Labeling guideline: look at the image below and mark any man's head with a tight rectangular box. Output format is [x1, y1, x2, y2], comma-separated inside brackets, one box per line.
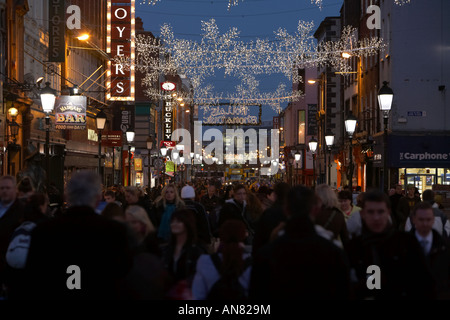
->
[411, 201, 434, 237]
[422, 189, 435, 204]
[104, 190, 116, 203]
[395, 184, 403, 195]
[0, 176, 17, 204]
[360, 190, 391, 234]
[284, 185, 321, 225]
[207, 184, 216, 197]
[66, 171, 102, 209]
[233, 184, 247, 204]
[406, 184, 415, 198]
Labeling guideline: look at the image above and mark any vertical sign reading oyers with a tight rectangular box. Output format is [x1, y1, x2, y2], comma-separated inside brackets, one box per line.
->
[107, 0, 135, 101]
[48, 0, 66, 62]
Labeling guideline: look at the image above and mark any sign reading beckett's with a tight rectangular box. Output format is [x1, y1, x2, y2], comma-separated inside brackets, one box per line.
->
[55, 96, 87, 130]
[107, 0, 135, 101]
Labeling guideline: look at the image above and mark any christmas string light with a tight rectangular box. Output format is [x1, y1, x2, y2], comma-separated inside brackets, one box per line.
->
[127, 19, 385, 113]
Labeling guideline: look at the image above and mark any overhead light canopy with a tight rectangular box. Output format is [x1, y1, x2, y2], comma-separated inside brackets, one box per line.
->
[40, 82, 56, 114]
[294, 153, 301, 161]
[345, 112, 358, 138]
[161, 146, 168, 156]
[96, 110, 107, 131]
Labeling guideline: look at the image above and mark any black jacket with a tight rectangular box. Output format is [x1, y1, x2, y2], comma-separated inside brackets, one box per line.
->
[250, 215, 350, 300]
[0, 199, 24, 285]
[23, 206, 132, 300]
[346, 224, 436, 299]
[410, 229, 450, 299]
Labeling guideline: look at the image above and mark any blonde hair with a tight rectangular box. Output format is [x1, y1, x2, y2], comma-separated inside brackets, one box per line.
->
[315, 184, 339, 209]
[125, 205, 155, 237]
[155, 184, 184, 209]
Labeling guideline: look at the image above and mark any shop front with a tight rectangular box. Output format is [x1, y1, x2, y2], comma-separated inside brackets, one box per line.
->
[381, 135, 450, 194]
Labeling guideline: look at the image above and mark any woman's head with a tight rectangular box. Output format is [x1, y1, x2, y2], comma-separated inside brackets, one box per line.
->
[315, 184, 339, 209]
[233, 184, 247, 204]
[163, 184, 178, 202]
[338, 190, 353, 211]
[102, 202, 125, 222]
[125, 186, 140, 204]
[125, 205, 155, 241]
[18, 177, 34, 199]
[170, 209, 197, 244]
[23, 192, 48, 222]
[219, 220, 247, 244]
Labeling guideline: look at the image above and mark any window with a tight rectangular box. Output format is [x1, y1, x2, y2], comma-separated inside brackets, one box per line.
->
[298, 110, 305, 144]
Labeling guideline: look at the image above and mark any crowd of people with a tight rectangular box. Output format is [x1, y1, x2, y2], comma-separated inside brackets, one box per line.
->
[0, 172, 449, 300]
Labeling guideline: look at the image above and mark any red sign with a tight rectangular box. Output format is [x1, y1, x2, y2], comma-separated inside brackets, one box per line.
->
[160, 141, 176, 149]
[102, 131, 123, 147]
[107, 0, 135, 101]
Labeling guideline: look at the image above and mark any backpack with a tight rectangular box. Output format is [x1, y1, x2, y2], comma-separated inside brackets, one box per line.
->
[206, 253, 252, 300]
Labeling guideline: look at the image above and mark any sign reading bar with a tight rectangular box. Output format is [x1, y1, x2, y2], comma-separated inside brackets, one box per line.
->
[48, 0, 66, 62]
[107, 0, 135, 101]
[55, 96, 87, 130]
[101, 131, 123, 147]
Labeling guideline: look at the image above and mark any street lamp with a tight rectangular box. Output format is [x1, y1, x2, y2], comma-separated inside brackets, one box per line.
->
[147, 136, 154, 190]
[161, 146, 168, 186]
[180, 156, 185, 185]
[345, 112, 358, 192]
[378, 81, 394, 193]
[96, 110, 107, 183]
[40, 82, 56, 192]
[325, 131, 335, 186]
[190, 152, 195, 181]
[309, 137, 318, 188]
[126, 129, 135, 186]
[294, 152, 301, 186]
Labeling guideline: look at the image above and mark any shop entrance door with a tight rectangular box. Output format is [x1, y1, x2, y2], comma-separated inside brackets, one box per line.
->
[406, 174, 435, 196]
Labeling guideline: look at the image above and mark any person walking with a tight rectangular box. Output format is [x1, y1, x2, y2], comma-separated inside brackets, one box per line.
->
[24, 171, 132, 299]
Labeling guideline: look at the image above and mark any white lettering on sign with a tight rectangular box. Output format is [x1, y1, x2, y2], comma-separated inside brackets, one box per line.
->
[107, 0, 135, 101]
[400, 152, 450, 161]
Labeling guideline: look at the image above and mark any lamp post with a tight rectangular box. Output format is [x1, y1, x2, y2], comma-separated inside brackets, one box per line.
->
[180, 156, 185, 185]
[147, 136, 154, 190]
[40, 82, 56, 192]
[161, 146, 167, 186]
[345, 112, 358, 192]
[96, 110, 107, 183]
[190, 152, 194, 182]
[309, 137, 318, 188]
[126, 129, 135, 186]
[294, 152, 301, 186]
[325, 131, 335, 186]
[378, 81, 394, 194]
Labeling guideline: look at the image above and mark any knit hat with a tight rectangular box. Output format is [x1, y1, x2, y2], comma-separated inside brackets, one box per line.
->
[181, 185, 196, 199]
